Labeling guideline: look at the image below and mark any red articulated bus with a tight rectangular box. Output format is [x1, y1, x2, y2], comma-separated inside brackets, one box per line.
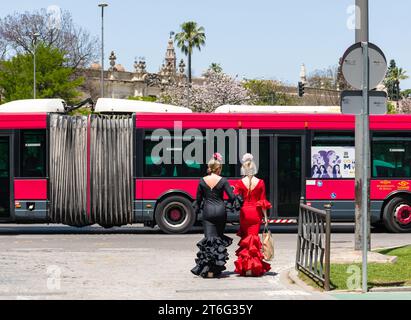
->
[1, 99, 411, 234]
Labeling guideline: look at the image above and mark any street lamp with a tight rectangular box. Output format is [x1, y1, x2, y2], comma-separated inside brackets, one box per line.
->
[32, 33, 40, 99]
[98, 3, 108, 98]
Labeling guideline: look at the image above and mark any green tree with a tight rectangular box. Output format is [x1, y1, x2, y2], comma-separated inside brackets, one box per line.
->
[175, 21, 206, 83]
[384, 60, 409, 101]
[387, 101, 397, 114]
[209, 63, 222, 73]
[243, 79, 298, 106]
[307, 67, 338, 90]
[402, 89, 411, 99]
[0, 44, 83, 104]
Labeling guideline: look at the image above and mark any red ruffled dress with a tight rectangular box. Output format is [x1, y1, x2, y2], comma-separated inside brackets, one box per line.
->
[234, 179, 271, 277]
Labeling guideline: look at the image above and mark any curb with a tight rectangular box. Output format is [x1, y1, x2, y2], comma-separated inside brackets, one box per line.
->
[286, 268, 411, 295]
[369, 286, 411, 293]
[373, 244, 410, 252]
[285, 268, 324, 293]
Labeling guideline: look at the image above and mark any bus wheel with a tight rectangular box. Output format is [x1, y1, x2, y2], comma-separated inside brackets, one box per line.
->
[383, 196, 411, 233]
[155, 196, 195, 234]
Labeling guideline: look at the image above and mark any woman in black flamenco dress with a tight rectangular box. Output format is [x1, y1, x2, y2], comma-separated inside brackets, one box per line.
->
[191, 153, 237, 278]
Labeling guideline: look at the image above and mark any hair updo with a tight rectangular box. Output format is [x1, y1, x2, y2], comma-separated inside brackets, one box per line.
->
[241, 153, 257, 177]
[207, 153, 223, 175]
[241, 153, 258, 194]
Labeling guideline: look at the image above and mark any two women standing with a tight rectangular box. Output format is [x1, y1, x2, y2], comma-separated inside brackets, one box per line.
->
[191, 153, 271, 278]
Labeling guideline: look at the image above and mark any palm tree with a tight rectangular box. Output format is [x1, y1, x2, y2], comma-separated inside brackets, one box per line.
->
[209, 63, 222, 73]
[175, 21, 206, 83]
[385, 60, 409, 101]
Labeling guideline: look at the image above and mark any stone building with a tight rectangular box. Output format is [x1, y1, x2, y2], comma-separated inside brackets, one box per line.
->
[79, 35, 205, 100]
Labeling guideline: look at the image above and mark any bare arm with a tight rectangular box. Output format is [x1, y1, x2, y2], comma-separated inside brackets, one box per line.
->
[258, 181, 271, 225]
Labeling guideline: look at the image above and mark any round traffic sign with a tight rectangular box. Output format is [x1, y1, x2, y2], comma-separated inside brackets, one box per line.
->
[342, 42, 387, 90]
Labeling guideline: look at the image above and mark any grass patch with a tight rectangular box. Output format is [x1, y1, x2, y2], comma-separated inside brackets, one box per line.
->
[298, 245, 411, 291]
[298, 271, 327, 292]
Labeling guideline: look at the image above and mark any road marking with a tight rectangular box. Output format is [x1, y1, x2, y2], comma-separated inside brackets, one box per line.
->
[177, 287, 278, 293]
[9, 248, 65, 251]
[97, 248, 151, 252]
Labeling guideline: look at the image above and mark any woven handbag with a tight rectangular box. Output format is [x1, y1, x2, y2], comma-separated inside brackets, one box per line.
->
[261, 211, 274, 261]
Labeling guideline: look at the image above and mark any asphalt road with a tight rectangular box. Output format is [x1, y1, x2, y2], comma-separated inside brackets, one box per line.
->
[0, 223, 410, 300]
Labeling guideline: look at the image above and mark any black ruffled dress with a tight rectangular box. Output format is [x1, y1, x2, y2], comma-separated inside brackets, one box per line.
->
[191, 177, 237, 278]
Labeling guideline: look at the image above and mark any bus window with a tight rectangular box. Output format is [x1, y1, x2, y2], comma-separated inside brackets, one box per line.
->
[312, 132, 355, 179]
[143, 131, 238, 178]
[312, 132, 355, 147]
[246, 134, 270, 195]
[20, 130, 46, 178]
[372, 133, 411, 178]
[143, 133, 206, 178]
[218, 143, 237, 178]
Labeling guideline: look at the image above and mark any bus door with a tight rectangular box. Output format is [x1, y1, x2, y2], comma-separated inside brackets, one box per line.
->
[274, 135, 305, 218]
[0, 135, 13, 221]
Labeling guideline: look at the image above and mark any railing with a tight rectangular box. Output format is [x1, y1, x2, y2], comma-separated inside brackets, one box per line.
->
[296, 197, 332, 291]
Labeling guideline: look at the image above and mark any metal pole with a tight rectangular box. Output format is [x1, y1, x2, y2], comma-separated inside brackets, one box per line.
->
[186, 81, 191, 109]
[355, 0, 369, 42]
[33, 33, 39, 99]
[354, 0, 370, 252]
[353, 0, 370, 293]
[99, 3, 108, 98]
[324, 204, 332, 292]
[296, 197, 305, 271]
[33, 39, 36, 99]
[101, 7, 104, 98]
[361, 41, 370, 293]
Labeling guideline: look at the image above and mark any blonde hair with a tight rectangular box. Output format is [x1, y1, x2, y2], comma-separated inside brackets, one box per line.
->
[241, 154, 258, 195]
[207, 158, 222, 175]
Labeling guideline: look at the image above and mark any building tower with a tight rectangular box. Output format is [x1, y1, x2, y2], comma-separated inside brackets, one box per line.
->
[299, 63, 307, 84]
[164, 33, 177, 73]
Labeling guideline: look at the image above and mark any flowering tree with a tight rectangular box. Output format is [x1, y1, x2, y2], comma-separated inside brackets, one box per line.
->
[160, 70, 254, 112]
[398, 98, 411, 114]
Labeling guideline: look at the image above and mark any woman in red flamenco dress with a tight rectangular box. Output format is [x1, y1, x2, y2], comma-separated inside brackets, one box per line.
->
[234, 153, 271, 277]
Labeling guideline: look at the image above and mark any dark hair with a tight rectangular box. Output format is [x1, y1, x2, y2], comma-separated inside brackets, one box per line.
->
[333, 164, 341, 177]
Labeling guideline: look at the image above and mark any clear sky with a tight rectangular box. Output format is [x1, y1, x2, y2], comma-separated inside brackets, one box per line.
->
[2, 0, 411, 88]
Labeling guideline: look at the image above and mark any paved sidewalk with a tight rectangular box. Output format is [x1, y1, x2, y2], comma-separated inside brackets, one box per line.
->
[0, 224, 409, 300]
[0, 225, 325, 300]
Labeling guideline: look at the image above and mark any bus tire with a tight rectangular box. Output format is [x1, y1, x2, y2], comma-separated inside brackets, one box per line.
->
[155, 196, 195, 234]
[383, 196, 411, 233]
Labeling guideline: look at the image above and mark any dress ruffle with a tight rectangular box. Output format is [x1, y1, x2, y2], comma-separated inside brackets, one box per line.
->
[256, 199, 272, 210]
[234, 234, 271, 277]
[191, 235, 233, 278]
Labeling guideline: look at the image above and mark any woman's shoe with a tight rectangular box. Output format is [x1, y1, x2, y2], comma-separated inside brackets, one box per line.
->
[245, 270, 253, 277]
[207, 272, 214, 278]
